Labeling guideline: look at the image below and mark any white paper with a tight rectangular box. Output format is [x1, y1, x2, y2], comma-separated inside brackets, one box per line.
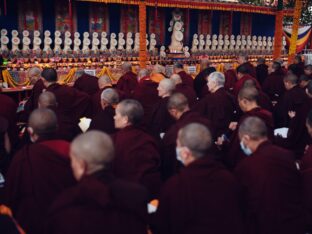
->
[274, 127, 289, 138]
[78, 117, 91, 133]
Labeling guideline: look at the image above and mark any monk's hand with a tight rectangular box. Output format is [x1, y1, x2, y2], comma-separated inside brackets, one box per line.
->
[215, 136, 224, 146]
[229, 122, 238, 131]
[288, 111, 296, 119]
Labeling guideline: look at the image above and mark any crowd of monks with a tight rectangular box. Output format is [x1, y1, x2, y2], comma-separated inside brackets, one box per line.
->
[1, 54, 312, 234]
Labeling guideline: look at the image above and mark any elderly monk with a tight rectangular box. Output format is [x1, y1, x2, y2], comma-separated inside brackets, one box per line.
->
[243, 79, 273, 112]
[41, 68, 91, 132]
[0, 93, 18, 150]
[218, 87, 274, 169]
[23, 67, 45, 118]
[154, 123, 243, 234]
[193, 60, 216, 98]
[89, 88, 118, 134]
[73, 72, 99, 96]
[194, 72, 236, 138]
[235, 116, 305, 234]
[233, 64, 260, 97]
[38, 91, 82, 141]
[162, 93, 213, 180]
[255, 57, 268, 85]
[173, 63, 194, 88]
[133, 69, 160, 129]
[224, 64, 237, 93]
[274, 73, 306, 128]
[116, 62, 138, 98]
[301, 110, 312, 231]
[4, 108, 75, 234]
[112, 99, 161, 197]
[237, 54, 256, 78]
[171, 74, 197, 107]
[305, 64, 312, 79]
[45, 131, 148, 234]
[151, 79, 176, 136]
[91, 75, 113, 117]
[150, 64, 166, 83]
[262, 61, 286, 102]
[299, 74, 311, 89]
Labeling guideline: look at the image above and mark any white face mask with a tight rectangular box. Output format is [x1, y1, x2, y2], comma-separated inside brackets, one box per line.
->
[176, 147, 184, 165]
[240, 141, 252, 156]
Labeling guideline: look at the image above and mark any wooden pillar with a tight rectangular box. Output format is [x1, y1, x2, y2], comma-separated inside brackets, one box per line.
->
[139, 0, 147, 68]
[273, 0, 284, 60]
[288, 0, 303, 65]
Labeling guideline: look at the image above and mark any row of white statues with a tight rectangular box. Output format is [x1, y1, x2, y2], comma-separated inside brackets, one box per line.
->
[0, 29, 158, 54]
[191, 34, 287, 52]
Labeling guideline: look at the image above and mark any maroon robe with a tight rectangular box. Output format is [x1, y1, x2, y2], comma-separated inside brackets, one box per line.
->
[178, 71, 194, 88]
[88, 105, 116, 134]
[153, 156, 243, 234]
[23, 79, 45, 116]
[224, 107, 274, 169]
[91, 87, 110, 117]
[73, 73, 99, 96]
[262, 68, 286, 101]
[4, 139, 75, 234]
[161, 111, 213, 180]
[256, 63, 268, 85]
[273, 85, 306, 128]
[301, 145, 312, 230]
[46, 83, 91, 127]
[174, 83, 197, 107]
[233, 74, 261, 97]
[112, 125, 161, 197]
[224, 69, 237, 93]
[150, 96, 175, 136]
[235, 141, 305, 234]
[132, 78, 161, 129]
[45, 170, 148, 234]
[116, 71, 138, 98]
[193, 87, 236, 137]
[258, 90, 273, 112]
[193, 67, 216, 98]
[0, 94, 19, 148]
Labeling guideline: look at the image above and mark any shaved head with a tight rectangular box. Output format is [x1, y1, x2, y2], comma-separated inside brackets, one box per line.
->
[138, 69, 150, 80]
[28, 108, 58, 138]
[170, 74, 182, 85]
[38, 91, 57, 109]
[121, 62, 132, 72]
[158, 78, 175, 93]
[98, 75, 112, 89]
[238, 87, 259, 102]
[70, 131, 114, 178]
[178, 123, 212, 158]
[238, 116, 268, 140]
[117, 99, 144, 125]
[243, 79, 257, 88]
[200, 59, 210, 70]
[284, 73, 298, 85]
[101, 88, 119, 105]
[167, 92, 188, 112]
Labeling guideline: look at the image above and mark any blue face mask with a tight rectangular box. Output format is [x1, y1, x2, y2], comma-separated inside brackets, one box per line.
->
[176, 147, 184, 164]
[240, 141, 252, 156]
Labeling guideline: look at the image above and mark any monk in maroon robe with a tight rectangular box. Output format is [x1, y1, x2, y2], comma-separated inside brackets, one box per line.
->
[171, 74, 197, 107]
[0, 116, 10, 174]
[153, 123, 243, 234]
[4, 109, 75, 234]
[193, 60, 216, 98]
[235, 116, 305, 234]
[304, 64, 312, 80]
[112, 99, 161, 197]
[116, 62, 138, 98]
[224, 68, 237, 93]
[91, 75, 113, 117]
[41, 68, 92, 132]
[150, 79, 176, 136]
[262, 61, 286, 102]
[45, 131, 148, 234]
[299, 74, 311, 89]
[132, 69, 161, 130]
[300, 110, 312, 231]
[237, 54, 256, 78]
[173, 63, 194, 87]
[233, 64, 261, 97]
[73, 72, 99, 96]
[0, 93, 18, 149]
[217, 87, 274, 169]
[255, 57, 268, 85]
[273, 73, 306, 128]
[193, 71, 236, 138]
[89, 88, 118, 134]
[162, 93, 213, 180]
